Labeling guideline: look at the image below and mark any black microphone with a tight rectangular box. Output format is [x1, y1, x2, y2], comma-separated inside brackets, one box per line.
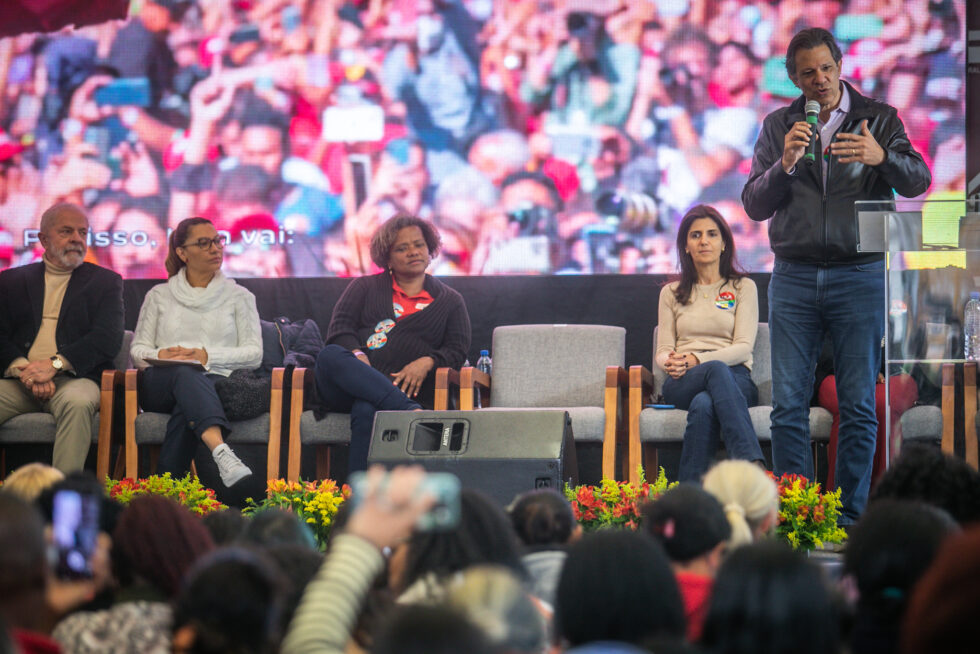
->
[803, 100, 820, 165]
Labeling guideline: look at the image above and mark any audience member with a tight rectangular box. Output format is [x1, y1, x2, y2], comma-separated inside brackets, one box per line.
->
[393, 489, 525, 603]
[200, 508, 246, 546]
[702, 460, 779, 547]
[509, 488, 580, 606]
[445, 566, 547, 654]
[555, 530, 685, 653]
[130, 217, 261, 487]
[372, 604, 494, 654]
[643, 484, 731, 642]
[260, 545, 324, 635]
[901, 526, 980, 654]
[0, 203, 124, 473]
[238, 508, 317, 550]
[870, 443, 980, 525]
[171, 547, 285, 654]
[0, 462, 64, 502]
[52, 495, 214, 654]
[844, 500, 958, 654]
[700, 541, 840, 654]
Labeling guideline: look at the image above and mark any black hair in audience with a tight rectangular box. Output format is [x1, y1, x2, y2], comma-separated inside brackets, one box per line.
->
[0, 494, 48, 634]
[172, 547, 285, 654]
[261, 544, 324, 630]
[398, 489, 525, 592]
[372, 604, 494, 654]
[201, 508, 247, 546]
[870, 443, 980, 525]
[238, 508, 317, 549]
[844, 500, 958, 654]
[642, 483, 731, 563]
[555, 530, 685, 648]
[700, 541, 840, 654]
[510, 488, 576, 548]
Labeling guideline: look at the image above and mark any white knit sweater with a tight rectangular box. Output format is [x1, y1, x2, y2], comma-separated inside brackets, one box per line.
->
[130, 269, 262, 377]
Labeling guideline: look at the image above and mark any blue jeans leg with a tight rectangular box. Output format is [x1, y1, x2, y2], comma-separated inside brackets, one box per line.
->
[825, 261, 884, 522]
[663, 360, 762, 482]
[314, 345, 421, 472]
[769, 259, 884, 523]
[139, 366, 230, 476]
[769, 261, 824, 481]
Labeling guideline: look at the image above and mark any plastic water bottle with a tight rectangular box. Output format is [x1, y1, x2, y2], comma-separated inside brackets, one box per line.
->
[966, 292, 980, 361]
[475, 350, 492, 408]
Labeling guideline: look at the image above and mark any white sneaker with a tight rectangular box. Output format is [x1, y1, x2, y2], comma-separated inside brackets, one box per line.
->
[212, 443, 252, 487]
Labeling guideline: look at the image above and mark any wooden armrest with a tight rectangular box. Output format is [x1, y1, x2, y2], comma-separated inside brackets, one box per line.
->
[459, 367, 491, 410]
[627, 365, 655, 485]
[96, 370, 126, 482]
[602, 366, 628, 481]
[287, 367, 311, 483]
[434, 367, 460, 411]
[124, 369, 141, 479]
[268, 368, 286, 480]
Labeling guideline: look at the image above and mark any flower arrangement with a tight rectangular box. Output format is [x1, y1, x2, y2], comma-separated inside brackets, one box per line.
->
[104, 473, 227, 515]
[564, 467, 676, 531]
[771, 472, 847, 550]
[244, 479, 351, 549]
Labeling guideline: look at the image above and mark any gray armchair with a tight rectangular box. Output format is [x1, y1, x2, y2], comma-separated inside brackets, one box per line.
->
[451, 324, 628, 480]
[0, 331, 133, 481]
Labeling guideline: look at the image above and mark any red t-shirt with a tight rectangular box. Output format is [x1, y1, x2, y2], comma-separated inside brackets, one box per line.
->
[392, 280, 433, 320]
[676, 571, 713, 642]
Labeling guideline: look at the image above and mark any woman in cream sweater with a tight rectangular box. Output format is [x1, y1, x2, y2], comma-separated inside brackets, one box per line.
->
[657, 205, 764, 482]
[130, 218, 261, 487]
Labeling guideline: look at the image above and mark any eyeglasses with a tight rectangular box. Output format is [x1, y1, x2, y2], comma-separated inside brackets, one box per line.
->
[181, 235, 227, 250]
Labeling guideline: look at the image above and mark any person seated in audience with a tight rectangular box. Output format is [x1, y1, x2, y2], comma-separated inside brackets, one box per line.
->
[0, 494, 60, 653]
[391, 489, 526, 604]
[314, 215, 471, 472]
[130, 217, 262, 487]
[702, 459, 779, 547]
[844, 499, 958, 654]
[53, 495, 215, 654]
[444, 566, 548, 654]
[372, 605, 495, 654]
[0, 462, 64, 502]
[555, 530, 686, 653]
[171, 548, 286, 654]
[643, 484, 731, 642]
[509, 488, 581, 606]
[238, 508, 317, 550]
[700, 541, 840, 654]
[0, 202, 124, 473]
[901, 525, 980, 654]
[656, 204, 763, 481]
[869, 443, 980, 525]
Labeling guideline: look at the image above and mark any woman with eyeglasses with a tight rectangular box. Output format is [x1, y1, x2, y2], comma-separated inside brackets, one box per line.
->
[130, 217, 261, 487]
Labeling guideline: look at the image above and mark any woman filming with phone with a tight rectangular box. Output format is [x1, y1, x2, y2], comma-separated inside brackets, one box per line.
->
[656, 205, 765, 482]
[130, 217, 261, 488]
[314, 215, 471, 473]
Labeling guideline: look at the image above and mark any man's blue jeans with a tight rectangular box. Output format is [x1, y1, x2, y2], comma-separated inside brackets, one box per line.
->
[768, 258, 885, 523]
[314, 345, 421, 472]
[662, 360, 762, 482]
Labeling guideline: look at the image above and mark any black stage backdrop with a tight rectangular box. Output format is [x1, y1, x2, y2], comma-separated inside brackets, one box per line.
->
[123, 273, 773, 368]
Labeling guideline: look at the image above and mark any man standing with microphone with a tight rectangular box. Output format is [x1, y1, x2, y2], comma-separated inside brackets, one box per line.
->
[742, 28, 930, 525]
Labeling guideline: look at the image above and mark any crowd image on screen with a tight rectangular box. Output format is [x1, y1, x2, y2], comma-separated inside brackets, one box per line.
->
[0, 0, 966, 277]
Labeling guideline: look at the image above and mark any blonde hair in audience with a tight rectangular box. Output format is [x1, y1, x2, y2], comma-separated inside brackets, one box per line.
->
[446, 565, 547, 654]
[702, 460, 778, 547]
[1, 463, 65, 502]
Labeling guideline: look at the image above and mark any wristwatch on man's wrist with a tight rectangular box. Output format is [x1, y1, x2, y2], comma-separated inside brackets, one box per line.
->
[50, 355, 64, 371]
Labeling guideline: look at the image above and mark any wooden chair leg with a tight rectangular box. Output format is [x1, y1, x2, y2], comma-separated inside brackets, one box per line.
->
[315, 446, 331, 480]
[965, 362, 977, 470]
[148, 446, 159, 477]
[941, 364, 955, 457]
[642, 445, 659, 481]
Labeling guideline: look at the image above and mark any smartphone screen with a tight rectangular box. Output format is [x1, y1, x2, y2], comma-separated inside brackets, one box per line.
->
[349, 471, 461, 531]
[52, 490, 100, 579]
[348, 154, 372, 209]
[93, 78, 152, 108]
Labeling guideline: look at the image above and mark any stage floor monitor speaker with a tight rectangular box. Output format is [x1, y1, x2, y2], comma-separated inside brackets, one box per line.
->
[368, 410, 578, 506]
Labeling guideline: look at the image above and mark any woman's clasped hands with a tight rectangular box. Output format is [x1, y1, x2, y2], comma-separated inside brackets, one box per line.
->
[665, 351, 699, 379]
[157, 345, 209, 365]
